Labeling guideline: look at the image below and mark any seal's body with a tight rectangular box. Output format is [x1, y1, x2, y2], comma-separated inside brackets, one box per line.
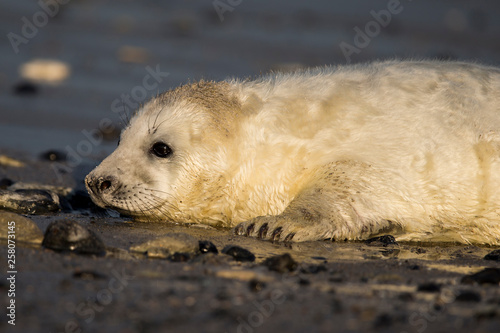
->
[86, 60, 500, 244]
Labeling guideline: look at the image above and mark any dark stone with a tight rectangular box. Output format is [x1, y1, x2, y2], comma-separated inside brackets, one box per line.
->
[249, 279, 266, 292]
[461, 268, 500, 285]
[417, 282, 442, 293]
[221, 245, 255, 262]
[364, 235, 397, 246]
[484, 249, 500, 261]
[42, 220, 106, 256]
[199, 240, 218, 254]
[0, 178, 13, 190]
[0, 189, 60, 215]
[262, 253, 298, 273]
[13, 81, 39, 96]
[39, 150, 67, 162]
[455, 290, 482, 302]
[408, 265, 420, 270]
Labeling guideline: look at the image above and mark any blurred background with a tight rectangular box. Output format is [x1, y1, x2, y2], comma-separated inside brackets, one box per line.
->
[0, 0, 499, 160]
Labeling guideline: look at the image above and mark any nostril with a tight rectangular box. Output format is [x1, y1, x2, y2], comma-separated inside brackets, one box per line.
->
[99, 180, 112, 192]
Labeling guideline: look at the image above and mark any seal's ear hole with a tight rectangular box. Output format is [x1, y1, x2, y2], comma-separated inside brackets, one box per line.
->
[150, 142, 173, 158]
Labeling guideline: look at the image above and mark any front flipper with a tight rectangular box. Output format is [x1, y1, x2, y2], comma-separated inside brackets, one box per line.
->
[233, 213, 334, 242]
[233, 160, 407, 242]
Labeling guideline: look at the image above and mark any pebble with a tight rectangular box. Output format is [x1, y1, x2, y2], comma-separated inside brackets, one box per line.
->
[417, 282, 442, 293]
[0, 211, 44, 243]
[0, 155, 24, 168]
[13, 81, 39, 96]
[455, 290, 482, 302]
[199, 240, 218, 254]
[7, 182, 72, 196]
[42, 220, 106, 256]
[0, 189, 60, 214]
[0, 178, 14, 189]
[221, 245, 255, 262]
[248, 279, 266, 292]
[483, 249, 500, 261]
[20, 59, 70, 83]
[365, 235, 398, 246]
[130, 232, 200, 260]
[262, 253, 298, 273]
[39, 150, 67, 162]
[461, 268, 500, 285]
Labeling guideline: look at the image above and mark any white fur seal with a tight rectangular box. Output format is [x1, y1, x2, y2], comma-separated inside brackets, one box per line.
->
[85, 60, 500, 244]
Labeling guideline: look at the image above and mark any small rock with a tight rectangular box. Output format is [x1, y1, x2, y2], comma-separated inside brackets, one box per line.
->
[0, 211, 44, 243]
[39, 150, 66, 162]
[0, 155, 24, 168]
[262, 253, 298, 273]
[417, 282, 442, 293]
[0, 178, 14, 189]
[42, 220, 106, 256]
[221, 245, 255, 262]
[0, 189, 60, 214]
[199, 240, 218, 254]
[461, 268, 500, 285]
[364, 235, 397, 246]
[249, 279, 266, 292]
[130, 232, 200, 260]
[484, 249, 500, 261]
[455, 290, 482, 302]
[7, 183, 72, 196]
[13, 81, 39, 96]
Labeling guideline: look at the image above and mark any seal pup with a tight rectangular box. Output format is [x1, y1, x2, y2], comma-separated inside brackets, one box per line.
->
[86, 60, 500, 244]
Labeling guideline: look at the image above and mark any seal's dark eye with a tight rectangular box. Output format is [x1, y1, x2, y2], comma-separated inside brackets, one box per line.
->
[151, 142, 172, 158]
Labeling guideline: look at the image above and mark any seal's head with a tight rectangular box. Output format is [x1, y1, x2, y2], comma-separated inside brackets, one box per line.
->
[85, 81, 241, 225]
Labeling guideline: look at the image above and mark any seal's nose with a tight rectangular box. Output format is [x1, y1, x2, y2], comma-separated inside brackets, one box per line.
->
[85, 174, 117, 195]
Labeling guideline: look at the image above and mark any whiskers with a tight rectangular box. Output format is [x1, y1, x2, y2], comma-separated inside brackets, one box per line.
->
[147, 104, 167, 135]
[108, 183, 180, 222]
